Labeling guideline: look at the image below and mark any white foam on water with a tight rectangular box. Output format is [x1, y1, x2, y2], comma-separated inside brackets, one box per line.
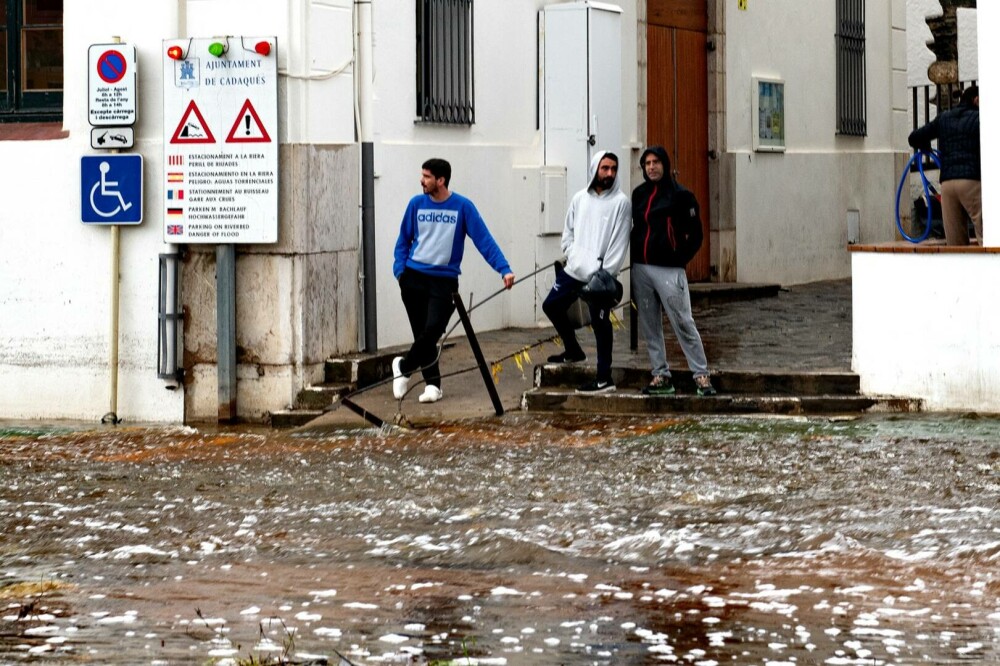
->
[295, 611, 321, 622]
[313, 627, 342, 637]
[309, 590, 337, 599]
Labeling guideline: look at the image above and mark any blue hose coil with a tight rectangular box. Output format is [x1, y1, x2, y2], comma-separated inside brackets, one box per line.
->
[895, 148, 942, 243]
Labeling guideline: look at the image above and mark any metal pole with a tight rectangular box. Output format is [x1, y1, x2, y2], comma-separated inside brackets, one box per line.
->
[101, 224, 121, 424]
[217, 244, 237, 423]
[452, 292, 504, 416]
[358, 0, 377, 351]
[362, 143, 377, 351]
[629, 272, 638, 351]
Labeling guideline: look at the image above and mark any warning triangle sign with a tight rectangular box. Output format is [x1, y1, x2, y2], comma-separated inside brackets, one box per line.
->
[226, 99, 272, 143]
[170, 100, 216, 144]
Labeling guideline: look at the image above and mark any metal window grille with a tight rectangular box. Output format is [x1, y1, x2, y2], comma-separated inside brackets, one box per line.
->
[416, 0, 474, 125]
[835, 0, 866, 136]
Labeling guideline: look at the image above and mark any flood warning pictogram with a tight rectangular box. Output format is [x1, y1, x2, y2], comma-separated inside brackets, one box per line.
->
[170, 100, 216, 144]
[225, 99, 271, 143]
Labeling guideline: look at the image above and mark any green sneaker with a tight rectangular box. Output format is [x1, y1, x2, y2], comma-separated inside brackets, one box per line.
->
[642, 376, 676, 396]
[695, 375, 717, 396]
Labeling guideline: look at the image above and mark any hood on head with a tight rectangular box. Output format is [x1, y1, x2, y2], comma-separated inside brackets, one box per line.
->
[639, 146, 672, 183]
[587, 149, 622, 195]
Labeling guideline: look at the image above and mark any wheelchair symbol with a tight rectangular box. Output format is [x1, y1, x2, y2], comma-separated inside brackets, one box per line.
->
[90, 161, 134, 218]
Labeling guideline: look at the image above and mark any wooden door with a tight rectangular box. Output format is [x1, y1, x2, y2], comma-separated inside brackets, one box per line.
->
[647, 0, 710, 280]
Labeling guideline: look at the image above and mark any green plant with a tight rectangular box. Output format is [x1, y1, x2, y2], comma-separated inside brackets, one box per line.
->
[196, 608, 296, 666]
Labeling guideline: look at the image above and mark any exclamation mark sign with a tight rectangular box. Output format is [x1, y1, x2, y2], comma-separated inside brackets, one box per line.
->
[245, 114, 251, 136]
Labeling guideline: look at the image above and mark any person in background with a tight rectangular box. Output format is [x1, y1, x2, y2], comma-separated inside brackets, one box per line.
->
[908, 85, 981, 245]
[392, 158, 515, 404]
[630, 146, 716, 397]
[542, 151, 631, 393]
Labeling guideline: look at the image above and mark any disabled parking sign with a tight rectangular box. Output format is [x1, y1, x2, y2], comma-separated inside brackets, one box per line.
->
[81, 154, 143, 224]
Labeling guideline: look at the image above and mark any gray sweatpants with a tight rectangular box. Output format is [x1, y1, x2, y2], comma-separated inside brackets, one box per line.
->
[632, 263, 709, 378]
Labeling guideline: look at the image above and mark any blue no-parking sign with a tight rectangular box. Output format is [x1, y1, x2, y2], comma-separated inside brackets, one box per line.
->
[81, 154, 144, 224]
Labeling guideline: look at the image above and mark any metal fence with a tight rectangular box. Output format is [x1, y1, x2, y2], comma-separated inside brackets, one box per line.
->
[908, 79, 978, 170]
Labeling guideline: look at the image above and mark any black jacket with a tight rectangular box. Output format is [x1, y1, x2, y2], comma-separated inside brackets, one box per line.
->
[630, 146, 703, 268]
[908, 102, 981, 182]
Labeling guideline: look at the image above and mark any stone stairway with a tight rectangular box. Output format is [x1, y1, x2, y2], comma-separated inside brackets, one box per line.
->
[269, 354, 395, 428]
[523, 365, 923, 416]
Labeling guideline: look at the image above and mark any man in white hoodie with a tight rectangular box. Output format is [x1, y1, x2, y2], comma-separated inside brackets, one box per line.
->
[542, 151, 631, 393]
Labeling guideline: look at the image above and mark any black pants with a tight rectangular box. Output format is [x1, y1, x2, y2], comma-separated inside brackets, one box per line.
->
[542, 266, 614, 382]
[398, 269, 458, 389]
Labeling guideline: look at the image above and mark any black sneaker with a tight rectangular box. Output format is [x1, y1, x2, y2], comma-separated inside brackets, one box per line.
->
[576, 379, 615, 394]
[642, 376, 676, 396]
[547, 351, 587, 364]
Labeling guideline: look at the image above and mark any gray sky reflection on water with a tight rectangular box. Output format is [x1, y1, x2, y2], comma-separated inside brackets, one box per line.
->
[0, 413, 998, 664]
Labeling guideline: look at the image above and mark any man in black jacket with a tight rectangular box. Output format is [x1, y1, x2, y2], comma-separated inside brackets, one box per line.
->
[908, 85, 981, 245]
[631, 146, 715, 396]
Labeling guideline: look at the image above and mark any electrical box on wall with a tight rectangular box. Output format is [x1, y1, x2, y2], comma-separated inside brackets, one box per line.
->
[541, 1, 623, 199]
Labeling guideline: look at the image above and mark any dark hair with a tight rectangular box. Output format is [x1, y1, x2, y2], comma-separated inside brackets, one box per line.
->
[960, 85, 979, 107]
[600, 152, 619, 166]
[422, 158, 452, 187]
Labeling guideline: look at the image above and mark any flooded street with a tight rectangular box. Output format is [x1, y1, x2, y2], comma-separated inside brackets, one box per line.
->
[1, 414, 998, 664]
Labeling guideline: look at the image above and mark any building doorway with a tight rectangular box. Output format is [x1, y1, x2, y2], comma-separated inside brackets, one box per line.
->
[646, 0, 710, 280]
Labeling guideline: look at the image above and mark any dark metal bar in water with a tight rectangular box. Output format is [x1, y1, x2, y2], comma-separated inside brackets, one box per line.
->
[453, 292, 504, 416]
[340, 396, 387, 429]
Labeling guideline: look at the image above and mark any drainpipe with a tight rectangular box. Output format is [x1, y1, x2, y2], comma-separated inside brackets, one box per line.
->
[357, 0, 377, 351]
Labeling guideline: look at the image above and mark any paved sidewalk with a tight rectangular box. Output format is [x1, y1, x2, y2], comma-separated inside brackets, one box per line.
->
[298, 279, 852, 430]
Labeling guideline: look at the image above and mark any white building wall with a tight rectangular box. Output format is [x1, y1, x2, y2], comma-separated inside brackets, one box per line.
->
[0, 2, 188, 422]
[370, 0, 639, 348]
[957, 8, 978, 82]
[723, 0, 905, 285]
[0, 0, 360, 423]
[0, 0, 639, 421]
[907, 0, 940, 87]
[853, 253, 1000, 413]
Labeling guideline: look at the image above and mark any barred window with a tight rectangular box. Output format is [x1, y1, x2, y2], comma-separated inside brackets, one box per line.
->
[835, 0, 866, 136]
[416, 0, 474, 125]
[1, 0, 63, 122]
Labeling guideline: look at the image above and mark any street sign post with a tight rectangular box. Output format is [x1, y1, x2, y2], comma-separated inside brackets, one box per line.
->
[81, 154, 144, 225]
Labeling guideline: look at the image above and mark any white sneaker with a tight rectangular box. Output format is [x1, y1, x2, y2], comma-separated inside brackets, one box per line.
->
[392, 356, 409, 399]
[418, 385, 443, 403]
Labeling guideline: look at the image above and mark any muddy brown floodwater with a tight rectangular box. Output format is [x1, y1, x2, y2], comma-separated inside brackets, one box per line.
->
[1, 413, 998, 664]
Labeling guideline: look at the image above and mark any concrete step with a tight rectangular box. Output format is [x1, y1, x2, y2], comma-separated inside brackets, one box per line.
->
[324, 342, 456, 386]
[269, 409, 325, 428]
[294, 383, 354, 410]
[536, 365, 862, 396]
[522, 389, 923, 416]
[689, 281, 781, 303]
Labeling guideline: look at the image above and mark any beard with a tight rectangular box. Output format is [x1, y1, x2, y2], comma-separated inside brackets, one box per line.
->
[598, 175, 615, 190]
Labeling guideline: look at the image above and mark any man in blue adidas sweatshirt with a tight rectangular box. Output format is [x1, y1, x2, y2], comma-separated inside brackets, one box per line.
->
[392, 158, 515, 404]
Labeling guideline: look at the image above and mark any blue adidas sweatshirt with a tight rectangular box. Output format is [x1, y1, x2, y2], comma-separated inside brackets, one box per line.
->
[393, 192, 512, 280]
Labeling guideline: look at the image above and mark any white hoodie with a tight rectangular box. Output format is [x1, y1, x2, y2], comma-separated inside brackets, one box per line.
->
[561, 150, 632, 283]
